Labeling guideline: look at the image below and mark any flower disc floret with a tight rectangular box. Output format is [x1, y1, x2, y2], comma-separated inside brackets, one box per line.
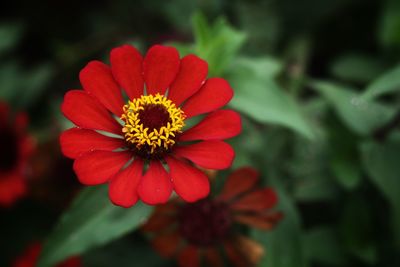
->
[121, 93, 186, 154]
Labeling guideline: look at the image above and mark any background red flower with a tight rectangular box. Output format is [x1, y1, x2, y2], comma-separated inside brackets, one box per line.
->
[0, 102, 35, 207]
[142, 167, 283, 267]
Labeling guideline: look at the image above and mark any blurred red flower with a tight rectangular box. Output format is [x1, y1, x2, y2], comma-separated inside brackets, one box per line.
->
[0, 102, 35, 207]
[142, 167, 283, 267]
[12, 242, 81, 267]
[60, 44, 241, 207]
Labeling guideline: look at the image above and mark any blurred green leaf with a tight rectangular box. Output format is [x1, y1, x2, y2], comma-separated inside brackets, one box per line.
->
[303, 227, 346, 266]
[310, 80, 396, 135]
[0, 23, 22, 55]
[330, 156, 361, 190]
[330, 53, 386, 84]
[17, 64, 53, 108]
[253, 176, 309, 267]
[362, 63, 400, 99]
[229, 60, 314, 139]
[379, 0, 400, 48]
[192, 12, 246, 76]
[0, 62, 20, 101]
[83, 235, 166, 267]
[361, 139, 400, 247]
[37, 186, 153, 267]
[339, 196, 378, 264]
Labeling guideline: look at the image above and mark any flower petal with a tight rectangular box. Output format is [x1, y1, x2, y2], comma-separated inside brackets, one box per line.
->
[179, 110, 242, 141]
[80, 61, 125, 116]
[0, 174, 26, 207]
[138, 160, 172, 205]
[142, 213, 177, 233]
[151, 231, 182, 258]
[73, 151, 131, 185]
[173, 141, 234, 170]
[230, 188, 278, 212]
[219, 167, 259, 201]
[143, 45, 180, 95]
[183, 78, 233, 118]
[168, 54, 208, 106]
[166, 157, 210, 202]
[60, 128, 125, 159]
[226, 236, 264, 267]
[233, 212, 283, 230]
[110, 45, 144, 100]
[61, 90, 122, 134]
[108, 159, 144, 208]
[177, 245, 200, 267]
[204, 248, 224, 267]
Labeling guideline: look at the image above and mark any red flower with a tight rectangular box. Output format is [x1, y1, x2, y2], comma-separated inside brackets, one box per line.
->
[60, 44, 241, 207]
[142, 167, 283, 267]
[12, 242, 81, 267]
[0, 102, 35, 207]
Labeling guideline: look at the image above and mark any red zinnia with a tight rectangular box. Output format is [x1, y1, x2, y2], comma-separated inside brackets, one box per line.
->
[60, 44, 241, 207]
[12, 242, 81, 267]
[0, 102, 35, 207]
[142, 167, 283, 267]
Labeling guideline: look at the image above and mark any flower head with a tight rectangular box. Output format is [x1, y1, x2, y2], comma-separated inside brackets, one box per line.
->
[12, 242, 81, 267]
[0, 102, 35, 207]
[60, 44, 241, 207]
[142, 167, 283, 267]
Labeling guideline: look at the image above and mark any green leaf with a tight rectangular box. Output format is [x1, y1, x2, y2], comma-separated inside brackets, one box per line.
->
[330, 53, 385, 84]
[229, 61, 314, 139]
[362, 64, 400, 99]
[379, 0, 400, 48]
[17, 64, 53, 108]
[253, 176, 309, 267]
[303, 227, 346, 266]
[339, 195, 378, 264]
[83, 235, 166, 267]
[330, 156, 362, 190]
[361, 139, 400, 247]
[192, 12, 246, 76]
[0, 23, 22, 55]
[37, 186, 153, 267]
[310, 80, 396, 135]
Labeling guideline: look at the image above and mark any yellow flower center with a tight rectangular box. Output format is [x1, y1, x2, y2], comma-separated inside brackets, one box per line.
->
[121, 93, 185, 154]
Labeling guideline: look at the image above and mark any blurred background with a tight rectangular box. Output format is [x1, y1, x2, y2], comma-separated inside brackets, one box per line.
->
[1, 0, 400, 266]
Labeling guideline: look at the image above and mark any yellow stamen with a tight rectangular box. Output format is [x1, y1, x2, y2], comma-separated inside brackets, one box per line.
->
[121, 93, 185, 153]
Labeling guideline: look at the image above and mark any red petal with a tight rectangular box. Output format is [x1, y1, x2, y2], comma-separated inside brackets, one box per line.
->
[166, 157, 210, 202]
[80, 61, 125, 116]
[138, 161, 172, 205]
[168, 54, 208, 106]
[61, 90, 122, 134]
[204, 247, 224, 267]
[173, 141, 234, 170]
[143, 45, 180, 95]
[183, 78, 233, 118]
[60, 128, 125, 159]
[219, 167, 259, 201]
[231, 188, 278, 212]
[223, 240, 249, 267]
[233, 212, 283, 230]
[179, 110, 242, 141]
[142, 213, 177, 233]
[151, 231, 182, 258]
[73, 151, 131, 185]
[0, 174, 26, 207]
[108, 159, 144, 208]
[177, 245, 200, 267]
[110, 45, 144, 100]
